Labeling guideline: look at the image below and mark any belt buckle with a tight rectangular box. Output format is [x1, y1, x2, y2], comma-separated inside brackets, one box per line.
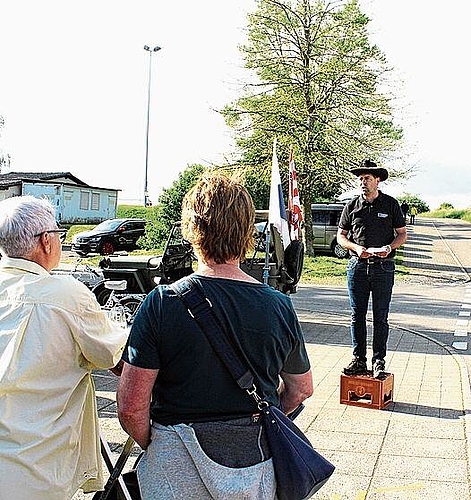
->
[366, 257, 376, 264]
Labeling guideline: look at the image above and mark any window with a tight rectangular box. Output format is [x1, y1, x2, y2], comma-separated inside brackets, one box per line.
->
[312, 212, 329, 225]
[91, 193, 100, 210]
[80, 191, 90, 210]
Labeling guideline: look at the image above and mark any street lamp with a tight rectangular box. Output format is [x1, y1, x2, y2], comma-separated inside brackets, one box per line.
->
[143, 45, 161, 206]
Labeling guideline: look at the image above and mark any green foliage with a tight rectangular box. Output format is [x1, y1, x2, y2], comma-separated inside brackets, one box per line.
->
[438, 202, 454, 210]
[116, 206, 149, 219]
[157, 164, 208, 232]
[116, 204, 166, 250]
[239, 164, 271, 209]
[425, 208, 470, 220]
[222, 0, 405, 256]
[397, 193, 429, 213]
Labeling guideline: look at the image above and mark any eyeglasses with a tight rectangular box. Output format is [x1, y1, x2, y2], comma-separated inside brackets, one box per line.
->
[34, 229, 68, 244]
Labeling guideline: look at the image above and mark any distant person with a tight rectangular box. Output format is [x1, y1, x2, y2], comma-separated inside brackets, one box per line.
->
[400, 200, 409, 221]
[336, 160, 407, 379]
[0, 195, 128, 500]
[409, 205, 418, 224]
[117, 172, 313, 499]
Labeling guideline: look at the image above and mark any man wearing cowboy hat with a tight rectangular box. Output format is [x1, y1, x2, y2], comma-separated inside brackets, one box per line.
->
[336, 159, 407, 379]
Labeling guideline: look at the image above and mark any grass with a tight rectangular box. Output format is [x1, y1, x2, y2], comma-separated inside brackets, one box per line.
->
[300, 253, 409, 285]
[301, 255, 348, 285]
[422, 207, 471, 223]
[62, 225, 409, 286]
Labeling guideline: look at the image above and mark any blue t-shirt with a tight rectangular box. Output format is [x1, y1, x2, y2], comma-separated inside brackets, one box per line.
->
[123, 275, 310, 425]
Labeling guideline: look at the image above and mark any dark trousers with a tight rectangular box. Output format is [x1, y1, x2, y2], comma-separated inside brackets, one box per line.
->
[346, 257, 395, 363]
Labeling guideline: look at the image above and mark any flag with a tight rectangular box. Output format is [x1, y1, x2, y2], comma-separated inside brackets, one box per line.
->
[269, 138, 290, 249]
[288, 147, 303, 240]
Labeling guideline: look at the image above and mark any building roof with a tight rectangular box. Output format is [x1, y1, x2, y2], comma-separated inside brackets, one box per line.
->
[0, 171, 119, 191]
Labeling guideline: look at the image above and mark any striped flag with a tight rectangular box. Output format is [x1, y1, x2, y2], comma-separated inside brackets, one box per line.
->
[269, 138, 290, 249]
[288, 147, 303, 240]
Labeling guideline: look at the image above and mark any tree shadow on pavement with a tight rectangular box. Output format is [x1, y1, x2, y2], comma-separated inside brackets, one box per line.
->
[384, 402, 468, 419]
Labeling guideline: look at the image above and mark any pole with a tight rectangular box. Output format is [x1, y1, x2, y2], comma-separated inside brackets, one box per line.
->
[143, 45, 161, 206]
[262, 224, 271, 285]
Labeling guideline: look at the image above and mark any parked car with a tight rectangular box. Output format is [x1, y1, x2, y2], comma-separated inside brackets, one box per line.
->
[71, 218, 146, 256]
[311, 203, 348, 258]
[91, 214, 304, 303]
[90, 221, 195, 305]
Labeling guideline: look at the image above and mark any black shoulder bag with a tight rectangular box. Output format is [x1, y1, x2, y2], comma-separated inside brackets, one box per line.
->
[170, 277, 335, 500]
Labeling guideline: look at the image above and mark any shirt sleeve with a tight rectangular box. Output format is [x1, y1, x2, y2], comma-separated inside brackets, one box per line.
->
[122, 292, 161, 369]
[280, 300, 311, 374]
[69, 281, 129, 369]
[338, 202, 352, 231]
[392, 199, 406, 228]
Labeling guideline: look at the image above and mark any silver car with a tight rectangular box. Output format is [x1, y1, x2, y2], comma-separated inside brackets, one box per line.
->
[311, 203, 348, 258]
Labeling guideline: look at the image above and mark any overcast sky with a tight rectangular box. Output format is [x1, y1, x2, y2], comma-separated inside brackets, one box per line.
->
[0, 0, 469, 209]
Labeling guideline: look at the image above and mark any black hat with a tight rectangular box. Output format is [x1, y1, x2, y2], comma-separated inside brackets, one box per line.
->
[350, 159, 388, 181]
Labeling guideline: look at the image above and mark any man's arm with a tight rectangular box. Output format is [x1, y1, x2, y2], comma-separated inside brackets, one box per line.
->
[337, 226, 407, 259]
[117, 362, 158, 449]
[337, 228, 367, 257]
[278, 369, 313, 415]
[390, 226, 407, 250]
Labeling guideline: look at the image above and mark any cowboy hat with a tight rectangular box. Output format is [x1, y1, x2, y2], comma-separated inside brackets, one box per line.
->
[350, 159, 388, 181]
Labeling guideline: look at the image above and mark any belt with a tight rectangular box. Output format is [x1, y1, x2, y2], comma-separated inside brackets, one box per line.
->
[351, 256, 394, 264]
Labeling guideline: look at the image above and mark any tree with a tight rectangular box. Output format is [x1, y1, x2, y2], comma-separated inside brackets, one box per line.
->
[397, 193, 429, 214]
[222, 0, 404, 255]
[438, 202, 454, 210]
[157, 163, 208, 232]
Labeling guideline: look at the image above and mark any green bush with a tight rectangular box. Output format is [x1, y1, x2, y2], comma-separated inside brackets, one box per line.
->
[425, 208, 469, 220]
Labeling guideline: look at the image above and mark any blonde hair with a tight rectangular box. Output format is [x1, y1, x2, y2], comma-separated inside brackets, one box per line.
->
[181, 172, 255, 263]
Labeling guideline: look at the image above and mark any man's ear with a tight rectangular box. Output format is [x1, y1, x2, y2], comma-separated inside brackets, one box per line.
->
[37, 232, 52, 254]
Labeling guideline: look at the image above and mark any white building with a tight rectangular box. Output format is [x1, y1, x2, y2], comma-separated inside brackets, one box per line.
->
[0, 171, 119, 224]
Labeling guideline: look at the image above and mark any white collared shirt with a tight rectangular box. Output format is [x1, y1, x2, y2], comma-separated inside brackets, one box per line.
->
[0, 257, 128, 499]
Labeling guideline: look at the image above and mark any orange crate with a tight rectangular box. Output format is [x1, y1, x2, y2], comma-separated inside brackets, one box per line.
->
[340, 372, 394, 410]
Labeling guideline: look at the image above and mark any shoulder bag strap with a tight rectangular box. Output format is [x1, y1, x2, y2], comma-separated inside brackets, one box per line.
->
[170, 277, 263, 404]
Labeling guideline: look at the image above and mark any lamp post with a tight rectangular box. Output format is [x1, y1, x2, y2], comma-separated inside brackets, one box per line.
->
[143, 45, 161, 206]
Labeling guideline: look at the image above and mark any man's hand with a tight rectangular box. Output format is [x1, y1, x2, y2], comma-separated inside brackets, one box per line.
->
[110, 359, 124, 376]
[356, 246, 370, 258]
[365, 245, 392, 258]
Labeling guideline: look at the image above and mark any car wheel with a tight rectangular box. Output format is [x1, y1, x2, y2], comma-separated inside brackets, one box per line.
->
[101, 240, 115, 255]
[332, 240, 348, 259]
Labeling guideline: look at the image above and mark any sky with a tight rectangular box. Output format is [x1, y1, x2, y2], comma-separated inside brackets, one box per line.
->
[0, 0, 470, 210]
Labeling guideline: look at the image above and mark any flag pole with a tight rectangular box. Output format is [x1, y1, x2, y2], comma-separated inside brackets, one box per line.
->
[263, 137, 279, 285]
[262, 223, 271, 285]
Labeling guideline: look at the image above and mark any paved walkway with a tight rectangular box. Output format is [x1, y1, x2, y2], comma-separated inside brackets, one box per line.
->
[77, 216, 471, 500]
[291, 217, 471, 499]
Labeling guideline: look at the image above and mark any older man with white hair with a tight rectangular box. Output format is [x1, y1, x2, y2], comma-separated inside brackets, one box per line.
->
[0, 195, 128, 500]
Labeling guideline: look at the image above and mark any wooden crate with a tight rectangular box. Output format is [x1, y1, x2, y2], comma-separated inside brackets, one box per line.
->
[340, 372, 394, 410]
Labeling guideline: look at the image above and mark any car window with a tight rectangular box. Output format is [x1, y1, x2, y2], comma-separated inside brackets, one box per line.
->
[329, 211, 340, 226]
[94, 219, 124, 231]
[312, 212, 329, 225]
